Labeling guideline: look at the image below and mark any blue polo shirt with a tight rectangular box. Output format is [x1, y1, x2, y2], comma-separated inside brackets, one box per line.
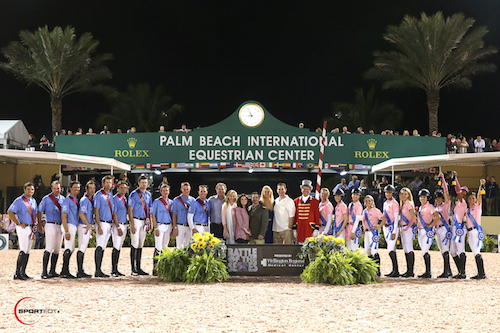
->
[114, 194, 128, 223]
[188, 198, 210, 225]
[208, 195, 224, 224]
[79, 194, 94, 225]
[61, 195, 80, 226]
[171, 195, 195, 225]
[94, 190, 115, 221]
[128, 189, 152, 218]
[38, 193, 64, 223]
[9, 195, 38, 225]
[152, 197, 173, 224]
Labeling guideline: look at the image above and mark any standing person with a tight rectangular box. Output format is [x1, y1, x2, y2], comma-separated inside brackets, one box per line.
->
[346, 188, 363, 251]
[399, 187, 417, 277]
[94, 175, 122, 278]
[248, 192, 268, 244]
[434, 172, 453, 278]
[416, 189, 440, 278]
[293, 180, 320, 243]
[474, 135, 485, 153]
[466, 179, 487, 279]
[273, 183, 296, 244]
[171, 182, 195, 249]
[332, 188, 348, 239]
[208, 183, 226, 238]
[111, 180, 129, 277]
[318, 188, 333, 236]
[361, 195, 384, 276]
[222, 190, 238, 244]
[60, 181, 81, 279]
[151, 184, 173, 275]
[38, 180, 65, 279]
[234, 194, 251, 243]
[382, 185, 400, 277]
[76, 180, 95, 278]
[261, 185, 274, 243]
[128, 175, 153, 276]
[450, 171, 469, 279]
[347, 175, 360, 191]
[485, 176, 498, 216]
[188, 185, 211, 235]
[8, 182, 39, 280]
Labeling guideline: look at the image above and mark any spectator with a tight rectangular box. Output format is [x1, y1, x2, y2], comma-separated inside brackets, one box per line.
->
[485, 176, 498, 216]
[347, 175, 360, 191]
[410, 176, 423, 190]
[412, 129, 420, 137]
[458, 137, 469, 153]
[117, 128, 123, 134]
[368, 129, 375, 134]
[474, 135, 485, 153]
[1, 214, 18, 249]
[491, 139, 498, 152]
[331, 127, 340, 133]
[60, 129, 67, 135]
[402, 130, 410, 136]
[342, 126, 351, 134]
[431, 130, 439, 137]
[234, 194, 251, 243]
[315, 127, 322, 133]
[355, 126, 364, 134]
[39, 135, 49, 150]
[485, 138, 494, 152]
[467, 137, 475, 153]
[298, 122, 305, 129]
[496, 139, 500, 151]
[130, 127, 137, 133]
[173, 124, 190, 133]
[67, 130, 73, 135]
[394, 131, 400, 135]
[446, 135, 458, 154]
[100, 125, 109, 134]
[86, 128, 96, 135]
[27, 134, 36, 148]
[159, 125, 166, 132]
[75, 127, 83, 135]
[333, 178, 348, 193]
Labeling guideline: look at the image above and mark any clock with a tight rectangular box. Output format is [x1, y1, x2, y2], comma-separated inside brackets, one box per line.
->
[238, 103, 265, 128]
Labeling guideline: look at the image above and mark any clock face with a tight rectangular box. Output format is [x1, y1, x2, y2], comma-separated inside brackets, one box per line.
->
[238, 103, 265, 128]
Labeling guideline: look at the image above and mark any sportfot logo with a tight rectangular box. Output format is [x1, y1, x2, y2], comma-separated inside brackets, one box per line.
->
[115, 137, 149, 158]
[354, 138, 388, 159]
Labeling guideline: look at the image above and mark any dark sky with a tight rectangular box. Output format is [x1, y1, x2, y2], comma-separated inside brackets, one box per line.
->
[1, 0, 500, 139]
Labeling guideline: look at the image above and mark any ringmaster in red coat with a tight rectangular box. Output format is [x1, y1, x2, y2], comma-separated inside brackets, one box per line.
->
[294, 179, 320, 243]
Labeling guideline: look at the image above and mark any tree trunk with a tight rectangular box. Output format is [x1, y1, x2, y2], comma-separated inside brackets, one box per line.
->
[50, 95, 63, 139]
[426, 89, 440, 134]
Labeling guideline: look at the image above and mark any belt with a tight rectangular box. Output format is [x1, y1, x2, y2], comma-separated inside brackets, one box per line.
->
[437, 224, 449, 229]
[467, 227, 476, 231]
[158, 222, 171, 224]
[46, 221, 60, 225]
[177, 223, 189, 226]
[118, 222, 128, 225]
[101, 220, 112, 223]
[134, 217, 146, 221]
[195, 223, 208, 226]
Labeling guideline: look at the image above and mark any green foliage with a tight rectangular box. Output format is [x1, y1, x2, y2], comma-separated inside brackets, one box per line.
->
[185, 252, 228, 283]
[301, 250, 355, 285]
[155, 247, 190, 282]
[298, 235, 345, 261]
[344, 250, 378, 284]
[185, 232, 227, 259]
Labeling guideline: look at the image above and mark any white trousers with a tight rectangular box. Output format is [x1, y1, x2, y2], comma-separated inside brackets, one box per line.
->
[45, 223, 63, 254]
[346, 238, 360, 251]
[467, 228, 482, 256]
[61, 223, 77, 253]
[16, 225, 34, 253]
[194, 224, 210, 235]
[364, 231, 379, 256]
[435, 225, 451, 254]
[418, 228, 433, 255]
[400, 225, 414, 254]
[96, 222, 112, 248]
[131, 218, 147, 249]
[77, 224, 92, 253]
[450, 225, 467, 257]
[176, 224, 191, 249]
[383, 225, 399, 252]
[155, 223, 172, 251]
[112, 223, 127, 250]
[335, 229, 346, 240]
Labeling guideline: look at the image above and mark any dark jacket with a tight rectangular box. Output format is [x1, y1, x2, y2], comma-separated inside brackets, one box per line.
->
[248, 203, 268, 238]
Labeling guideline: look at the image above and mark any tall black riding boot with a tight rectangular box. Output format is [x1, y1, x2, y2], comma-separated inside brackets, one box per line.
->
[49, 253, 60, 278]
[437, 251, 452, 278]
[373, 253, 381, 276]
[14, 251, 26, 280]
[471, 254, 486, 279]
[21, 253, 32, 279]
[153, 249, 159, 276]
[418, 253, 431, 278]
[76, 251, 91, 278]
[401, 252, 415, 277]
[130, 246, 138, 276]
[41, 251, 51, 279]
[386, 251, 400, 277]
[136, 248, 149, 275]
[112, 248, 124, 277]
[95, 246, 109, 278]
[452, 255, 460, 278]
[60, 249, 76, 279]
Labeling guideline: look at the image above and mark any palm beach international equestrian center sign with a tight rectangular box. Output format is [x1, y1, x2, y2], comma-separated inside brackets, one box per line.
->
[56, 101, 445, 170]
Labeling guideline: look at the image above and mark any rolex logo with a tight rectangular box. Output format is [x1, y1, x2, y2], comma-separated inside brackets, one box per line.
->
[367, 138, 377, 150]
[127, 137, 137, 149]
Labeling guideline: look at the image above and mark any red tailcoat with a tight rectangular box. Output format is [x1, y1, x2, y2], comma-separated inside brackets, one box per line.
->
[294, 196, 320, 243]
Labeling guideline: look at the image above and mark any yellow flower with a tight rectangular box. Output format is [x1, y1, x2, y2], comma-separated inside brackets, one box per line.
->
[212, 238, 220, 245]
[198, 241, 206, 248]
[203, 232, 211, 236]
[193, 233, 202, 241]
[340, 238, 345, 244]
[307, 237, 315, 243]
[202, 235, 210, 242]
[334, 238, 341, 244]
[209, 244, 214, 248]
[190, 243, 197, 250]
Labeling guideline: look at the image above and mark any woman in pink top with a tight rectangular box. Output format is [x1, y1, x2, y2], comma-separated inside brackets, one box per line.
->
[362, 195, 385, 276]
[434, 172, 452, 278]
[450, 171, 469, 279]
[417, 189, 439, 278]
[399, 187, 417, 277]
[346, 188, 363, 251]
[318, 188, 333, 235]
[466, 178, 486, 279]
[332, 188, 348, 239]
[234, 194, 251, 243]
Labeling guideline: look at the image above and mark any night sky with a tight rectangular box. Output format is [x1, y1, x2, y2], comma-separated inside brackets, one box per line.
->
[1, 0, 500, 140]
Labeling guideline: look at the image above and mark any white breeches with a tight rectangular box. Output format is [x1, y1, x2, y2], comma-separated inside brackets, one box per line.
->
[16, 225, 34, 253]
[155, 223, 172, 251]
[400, 225, 414, 254]
[435, 225, 451, 254]
[176, 224, 191, 249]
[112, 223, 127, 250]
[418, 228, 433, 255]
[383, 225, 399, 252]
[61, 223, 77, 253]
[96, 222, 112, 249]
[450, 225, 466, 257]
[45, 223, 63, 254]
[131, 218, 147, 249]
[467, 228, 482, 256]
[77, 224, 92, 253]
[364, 231, 379, 256]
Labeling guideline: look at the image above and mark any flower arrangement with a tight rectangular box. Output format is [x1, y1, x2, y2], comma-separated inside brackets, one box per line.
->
[298, 235, 345, 261]
[186, 232, 227, 260]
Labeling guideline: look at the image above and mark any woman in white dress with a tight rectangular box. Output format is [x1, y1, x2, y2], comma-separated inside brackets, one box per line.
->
[222, 190, 238, 244]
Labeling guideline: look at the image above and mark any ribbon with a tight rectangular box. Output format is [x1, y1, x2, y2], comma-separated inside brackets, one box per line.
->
[48, 193, 62, 211]
[137, 190, 151, 232]
[159, 198, 170, 213]
[350, 203, 362, 244]
[436, 206, 452, 245]
[100, 189, 113, 216]
[363, 210, 379, 249]
[467, 208, 485, 249]
[418, 211, 434, 245]
[452, 210, 465, 243]
[22, 195, 36, 239]
[333, 205, 344, 236]
[383, 209, 395, 241]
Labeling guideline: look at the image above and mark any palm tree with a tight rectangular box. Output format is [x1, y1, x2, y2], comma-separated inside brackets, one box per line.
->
[0, 26, 113, 137]
[326, 86, 403, 133]
[97, 83, 183, 132]
[365, 12, 497, 134]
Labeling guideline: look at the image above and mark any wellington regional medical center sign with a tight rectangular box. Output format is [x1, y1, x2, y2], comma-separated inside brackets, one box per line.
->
[56, 101, 445, 169]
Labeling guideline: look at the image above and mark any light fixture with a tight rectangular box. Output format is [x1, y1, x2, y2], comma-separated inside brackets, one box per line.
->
[248, 167, 254, 174]
[340, 170, 347, 176]
[154, 169, 161, 175]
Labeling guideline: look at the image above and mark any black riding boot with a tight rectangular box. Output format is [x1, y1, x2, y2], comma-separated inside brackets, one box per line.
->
[385, 251, 400, 277]
[94, 246, 109, 278]
[153, 249, 159, 276]
[136, 248, 149, 275]
[418, 253, 431, 278]
[401, 252, 415, 277]
[112, 248, 124, 277]
[373, 253, 381, 276]
[49, 253, 60, 278]
[452, 255, 460, 278]
[21, 253, 32, 279]
[471, 254, 486, 279]
[437, 251, 452, 278]
[14, 251, 26, 280]
[60, 249, 76, 279]
[41, 251, 51, 279]
[130, 246, 138, 276]
[76, 251, 91, 278]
